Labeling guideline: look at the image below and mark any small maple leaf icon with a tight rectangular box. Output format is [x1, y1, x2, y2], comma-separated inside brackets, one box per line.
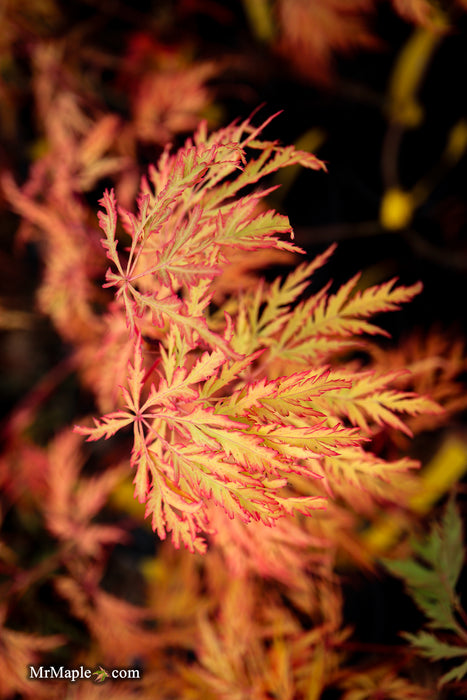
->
[92, 666, 109, 683]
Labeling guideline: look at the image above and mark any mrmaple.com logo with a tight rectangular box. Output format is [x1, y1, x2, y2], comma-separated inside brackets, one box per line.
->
[29, 665, 140, 683]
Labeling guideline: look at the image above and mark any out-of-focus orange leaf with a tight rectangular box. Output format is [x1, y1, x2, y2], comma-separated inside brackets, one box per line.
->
[390, 0, 445, 27]
[275, 0, 378, 84]
[0, 605, 64, 699]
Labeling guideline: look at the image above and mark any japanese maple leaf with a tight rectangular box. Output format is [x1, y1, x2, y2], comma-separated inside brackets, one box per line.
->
[92, 666, 110, 683]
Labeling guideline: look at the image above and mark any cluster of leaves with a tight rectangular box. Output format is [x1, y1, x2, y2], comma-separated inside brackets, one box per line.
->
[1, 2, 467, 699]
[73, 113, 443, 555]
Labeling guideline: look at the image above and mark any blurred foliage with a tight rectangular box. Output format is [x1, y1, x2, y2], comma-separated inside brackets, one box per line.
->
[383, 499, 467, 687]
[0, 0, 467, 698]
